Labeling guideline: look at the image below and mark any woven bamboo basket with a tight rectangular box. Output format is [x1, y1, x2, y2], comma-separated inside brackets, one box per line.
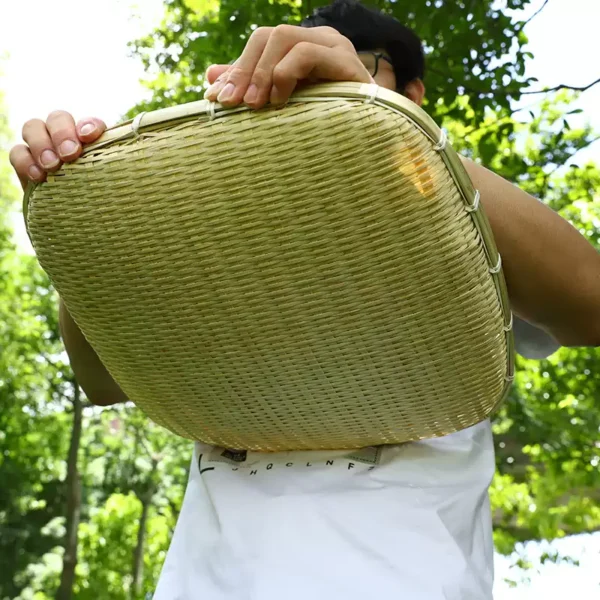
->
[24, 83, 514, 451]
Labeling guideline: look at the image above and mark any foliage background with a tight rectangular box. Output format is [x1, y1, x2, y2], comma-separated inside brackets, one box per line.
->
[0, 1, 599, 598]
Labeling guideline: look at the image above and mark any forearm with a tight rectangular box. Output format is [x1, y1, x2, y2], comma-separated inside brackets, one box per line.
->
[59, 299, 128, 405]
[461, 158, 600, 347]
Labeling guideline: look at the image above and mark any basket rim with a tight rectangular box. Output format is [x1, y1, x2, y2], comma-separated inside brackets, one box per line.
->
[23, 81, 515, 405]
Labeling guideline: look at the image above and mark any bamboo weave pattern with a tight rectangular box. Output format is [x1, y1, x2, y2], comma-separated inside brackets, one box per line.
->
[25, 84, 514, 451]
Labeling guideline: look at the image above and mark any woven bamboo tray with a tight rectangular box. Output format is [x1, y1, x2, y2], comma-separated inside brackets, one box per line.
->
[24, 83, 514, 451]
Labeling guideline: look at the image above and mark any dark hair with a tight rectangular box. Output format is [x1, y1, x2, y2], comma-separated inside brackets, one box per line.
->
[301, 0, 425, 91]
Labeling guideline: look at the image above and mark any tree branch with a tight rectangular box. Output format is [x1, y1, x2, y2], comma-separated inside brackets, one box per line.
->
[131, 463, 157, 600]
[430, 66, 600, 99]
[522, 0, 550, 28]
[56, 383, 83, 600]
[521, 76, 600, 95]
[543, 136, 600, 180]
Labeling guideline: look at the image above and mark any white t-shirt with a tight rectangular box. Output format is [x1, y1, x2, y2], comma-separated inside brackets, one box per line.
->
[154, 318, 558, 600]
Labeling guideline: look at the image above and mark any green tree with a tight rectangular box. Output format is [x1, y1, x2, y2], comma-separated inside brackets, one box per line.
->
[74, 406, 190, 600]
[0, 86, 190, 600]
[0, 87, 69, 599]
[130, 0, 543, 124]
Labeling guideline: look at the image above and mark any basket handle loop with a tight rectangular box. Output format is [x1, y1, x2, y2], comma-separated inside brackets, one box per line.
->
[132, 112, 147, 138]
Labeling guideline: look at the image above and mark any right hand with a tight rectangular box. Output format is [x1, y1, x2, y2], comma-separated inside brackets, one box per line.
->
[9, 111, 107, 191]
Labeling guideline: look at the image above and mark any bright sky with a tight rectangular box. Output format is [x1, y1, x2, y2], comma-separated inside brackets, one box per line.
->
[1, 0, 599, 597]
[514, 0, 600, 166]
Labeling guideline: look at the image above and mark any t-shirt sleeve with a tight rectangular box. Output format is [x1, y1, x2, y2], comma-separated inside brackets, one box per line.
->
[513, 315, 561, 359]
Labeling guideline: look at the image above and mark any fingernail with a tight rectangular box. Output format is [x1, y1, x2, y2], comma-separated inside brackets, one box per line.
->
[40, 149, 59, 169]
[204, 79, 224, 100]
[217, 82, 236, 103]
[244, 84, 258, 105]
[29, 165, 44, 180]
[59, 139, 79, 157]
[80, 123, 96, 136]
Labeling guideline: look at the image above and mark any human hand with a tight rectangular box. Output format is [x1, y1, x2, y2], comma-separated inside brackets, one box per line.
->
[203, 24, 374, 109]
[9, 111, 106, 191]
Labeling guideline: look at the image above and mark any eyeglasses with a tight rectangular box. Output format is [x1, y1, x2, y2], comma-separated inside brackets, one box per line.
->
[357, 51, 394, 78]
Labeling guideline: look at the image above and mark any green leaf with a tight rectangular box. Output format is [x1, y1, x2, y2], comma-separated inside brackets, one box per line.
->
[182, 0, 220, 15]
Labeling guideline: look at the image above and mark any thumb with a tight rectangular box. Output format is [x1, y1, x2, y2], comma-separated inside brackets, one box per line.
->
[206, 64, 230, 85]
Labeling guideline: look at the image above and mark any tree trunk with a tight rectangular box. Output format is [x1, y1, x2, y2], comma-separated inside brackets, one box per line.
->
[56, 383, 83, 600]
[131, 485, 154, 599]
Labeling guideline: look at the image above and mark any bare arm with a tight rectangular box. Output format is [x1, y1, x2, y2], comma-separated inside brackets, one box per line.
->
[59, 299, 128, 406]
[462, 158, 600, 347]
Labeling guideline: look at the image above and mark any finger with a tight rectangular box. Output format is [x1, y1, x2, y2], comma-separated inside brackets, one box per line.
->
[76, 117, 107, 144]
[270, 45, 374, 105]
[9, 144, 47, 189]
[206, 64, 230, 85]
[204, 26, 274, 105]
[245, 25, 349, 109]
[21, 119, 62, 172]
[45, 110, 82, 161]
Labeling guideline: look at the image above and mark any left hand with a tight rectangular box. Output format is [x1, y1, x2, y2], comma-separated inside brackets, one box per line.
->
[203, 24, 374, 109]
